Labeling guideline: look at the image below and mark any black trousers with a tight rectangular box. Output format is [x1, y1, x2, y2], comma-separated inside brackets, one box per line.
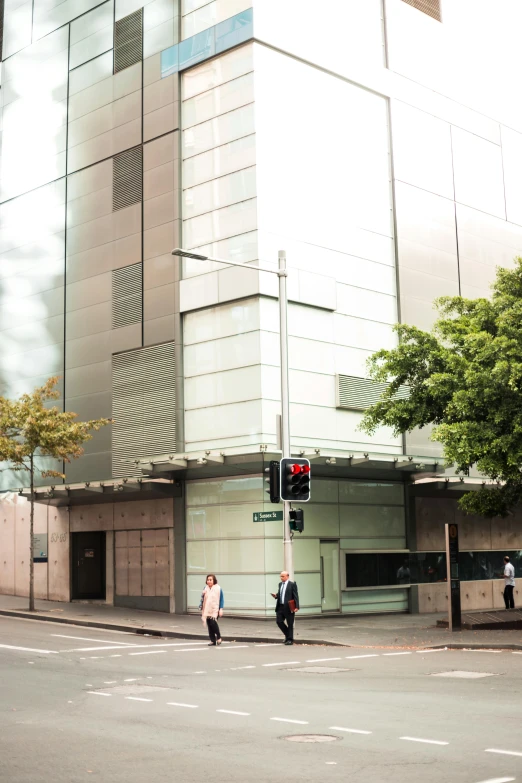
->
[504, 585, 515, 609]
[206, 617, 221, 643]
[276, 609, 295, 641]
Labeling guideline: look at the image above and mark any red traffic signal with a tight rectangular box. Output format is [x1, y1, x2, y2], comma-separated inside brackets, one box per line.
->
[280, 458, 311, 502]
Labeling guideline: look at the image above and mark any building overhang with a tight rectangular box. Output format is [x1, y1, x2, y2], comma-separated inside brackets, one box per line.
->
[15, 477, 182, 507]
[411, 476, 502, 498]
[130, 445, 444, 483]
[18, 446, 445, 507]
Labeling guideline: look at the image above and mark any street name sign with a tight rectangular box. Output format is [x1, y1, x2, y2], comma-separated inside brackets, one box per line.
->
[253, 510, 283, 523]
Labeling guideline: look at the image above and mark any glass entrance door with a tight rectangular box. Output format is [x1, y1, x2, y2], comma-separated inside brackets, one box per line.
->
[320, 541, 340, 612]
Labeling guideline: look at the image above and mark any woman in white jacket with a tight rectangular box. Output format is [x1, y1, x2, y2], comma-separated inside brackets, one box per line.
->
[201, 574, 223, 646]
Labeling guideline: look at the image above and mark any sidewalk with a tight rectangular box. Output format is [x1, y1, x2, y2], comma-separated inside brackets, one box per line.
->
[1, 594, 522, 649]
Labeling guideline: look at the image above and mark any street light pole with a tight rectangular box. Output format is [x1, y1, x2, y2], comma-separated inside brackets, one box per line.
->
[277, 250, 293, 580]
[172, 248, 294, 579]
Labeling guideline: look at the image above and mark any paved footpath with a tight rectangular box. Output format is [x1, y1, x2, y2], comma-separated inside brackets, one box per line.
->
[2, 616, 522, 783]
[1, 594, 522, 649]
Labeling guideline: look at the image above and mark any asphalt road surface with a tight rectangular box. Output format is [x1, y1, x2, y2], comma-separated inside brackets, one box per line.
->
[1, 616, 521, 783]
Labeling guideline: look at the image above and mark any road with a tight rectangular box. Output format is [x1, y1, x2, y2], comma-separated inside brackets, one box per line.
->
[0, 616, 521, 783]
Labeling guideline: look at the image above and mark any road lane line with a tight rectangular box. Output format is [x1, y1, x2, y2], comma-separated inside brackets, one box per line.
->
[216, 710, 250, 716]
[345, 654, 378, 659]
[63, 641, 211, 652]
[485, 749, 522, 758]
[400, 737, 448, 746]
[52, 635, 134, 645]
[271, 717, 309, 725]
[306, 657, 342, 663]
[110, 655, 122, 658]
[0, 644, 58, 654]
[383, 652, 412, 656]
[263, 661, 300, 667]
[125, 697, 153, 702]
[124, 679, 138, 682]
[104, 681, 117, 684]
[330, 726, 372, 735]
[167, 702, 199, 709]
[416, 649, 446, 654]
[232, 666, 256, 670]
[129, 650, 167, 656]
[87, 692, 111, 697]
[476, 777, 516, 782]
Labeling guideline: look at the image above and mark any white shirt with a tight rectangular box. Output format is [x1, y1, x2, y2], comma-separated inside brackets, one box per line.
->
[504, 562, 515, 587]
[280, 581, 288, 603]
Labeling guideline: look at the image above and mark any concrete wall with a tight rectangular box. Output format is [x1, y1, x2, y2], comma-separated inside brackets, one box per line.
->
[418, 580, 521, 614]
[0, 495, 70, 601]
[415, 497, 522, 551]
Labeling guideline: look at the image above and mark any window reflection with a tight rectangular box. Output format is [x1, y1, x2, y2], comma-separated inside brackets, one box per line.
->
[345, 551, 522, 588]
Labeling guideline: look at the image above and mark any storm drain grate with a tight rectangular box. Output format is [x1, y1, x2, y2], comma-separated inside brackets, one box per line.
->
[430, 671, 499, 679]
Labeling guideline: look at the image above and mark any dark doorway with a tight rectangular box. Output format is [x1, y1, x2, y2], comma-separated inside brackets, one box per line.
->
[72, 532, 106, 600]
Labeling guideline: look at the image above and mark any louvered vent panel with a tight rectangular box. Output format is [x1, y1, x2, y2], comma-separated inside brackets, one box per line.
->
[114, 8, 143, 73]
[336, 375, 410, 411]
[0, 0, 5, 61]
[113, 146, 142, 211]
[112, 263, 142, 328]
[401, 0, 441, 21]
[112, 343, 176, 478]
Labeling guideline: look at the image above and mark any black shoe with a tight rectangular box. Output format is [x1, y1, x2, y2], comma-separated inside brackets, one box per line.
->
[208, 642, 216, 646]
[284, 640, 293, 645]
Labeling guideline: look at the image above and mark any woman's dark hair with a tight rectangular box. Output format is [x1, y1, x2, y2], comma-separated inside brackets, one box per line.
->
[206, 574, 218, 585]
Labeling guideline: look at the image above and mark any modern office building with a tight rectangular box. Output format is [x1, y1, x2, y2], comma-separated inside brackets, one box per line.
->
[0, 0, 521, 616]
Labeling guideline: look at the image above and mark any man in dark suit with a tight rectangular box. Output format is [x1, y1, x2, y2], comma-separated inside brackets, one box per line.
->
[271, 571, 299, 645]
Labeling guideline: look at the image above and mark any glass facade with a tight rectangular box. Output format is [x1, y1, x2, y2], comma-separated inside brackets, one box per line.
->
[346, 550, 522, 589]
[160, 8, 253, 77]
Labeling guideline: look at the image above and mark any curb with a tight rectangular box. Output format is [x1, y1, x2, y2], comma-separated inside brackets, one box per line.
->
[0, 608, 346, 647]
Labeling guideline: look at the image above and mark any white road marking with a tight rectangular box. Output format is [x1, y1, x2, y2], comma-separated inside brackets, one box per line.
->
[345, 654, 378, 659]
[476, 777, 516, 782]
[89, 657, 101, 659]
[325, 762, 337, 765]
[485, 749, 522, 758]
[173, 648, 209, 653]
[28, 662, 34, 665]
[167, 702, 199, 709]
[52, 635, 134, 645]
[330, 726, 372, 735]
[383, 652, 412, 656]
[216, 710, 250, 716]
[212, 646, 249, 652]
[416, 649, 446, 654]
[104, 681, 117, 684]
[85, 684, 93, 687]
[255, 644, 279, 647]
[110, 655, 122, 658]
[400, 736, 448, 746]
[263, 661, 300, 667]
[466, 649, 502, 654]
[125, 697, 153, 702]
[87, 692, 111, 697]
[306, 657, 342, 663]
[0, 644, 58, 654]
[271, 717, 309, 725]
[194, 671, 206, 674]
[232, 666, 256, 670]
[129, 650, 167, 656]
[63, 646, 149, 653]
[124, 679, 138, 682]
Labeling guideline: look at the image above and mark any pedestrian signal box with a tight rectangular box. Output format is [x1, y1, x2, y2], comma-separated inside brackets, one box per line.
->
[280, 458, 311, 502]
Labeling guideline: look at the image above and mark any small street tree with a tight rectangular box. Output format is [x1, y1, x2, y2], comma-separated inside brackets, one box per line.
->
[360, 257, 522, 519]
[0, 377, 111, 611]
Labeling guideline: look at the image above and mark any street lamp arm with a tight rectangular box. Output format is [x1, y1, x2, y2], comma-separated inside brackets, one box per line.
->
[172, 248, 278, 276]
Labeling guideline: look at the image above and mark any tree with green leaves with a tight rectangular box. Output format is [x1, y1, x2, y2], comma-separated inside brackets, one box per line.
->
[360, 257, 522, 519]
[0, 377, 111, 611]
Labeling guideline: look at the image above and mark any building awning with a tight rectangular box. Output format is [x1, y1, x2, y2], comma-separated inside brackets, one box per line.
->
[20, 446, 444, 506]
[131, 445, 444, 482]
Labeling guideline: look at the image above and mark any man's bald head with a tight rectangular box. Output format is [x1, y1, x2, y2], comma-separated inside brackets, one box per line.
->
[280, 571, 289, 582]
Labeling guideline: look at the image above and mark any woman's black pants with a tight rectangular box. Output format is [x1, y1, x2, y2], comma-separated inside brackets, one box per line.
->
[206, 617, 221, 643]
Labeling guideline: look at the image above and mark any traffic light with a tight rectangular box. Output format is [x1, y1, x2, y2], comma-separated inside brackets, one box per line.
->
[280, 458, 311, 502]
[289, 508, 304, 533]
[264, 460, 280, 504]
